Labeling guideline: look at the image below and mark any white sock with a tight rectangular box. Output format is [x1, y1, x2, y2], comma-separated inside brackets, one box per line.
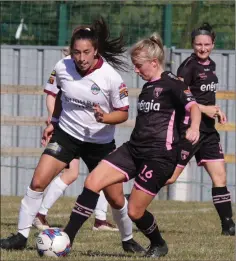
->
[18, 187, 44, 238]
[94, 190, 108, 221]
[111, 198, 133, 241]
[38, 177, 68, 215]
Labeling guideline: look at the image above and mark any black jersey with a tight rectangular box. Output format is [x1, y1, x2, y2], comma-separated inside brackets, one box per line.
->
[128, 71, 196, 159]
[177, 53, 218, 132]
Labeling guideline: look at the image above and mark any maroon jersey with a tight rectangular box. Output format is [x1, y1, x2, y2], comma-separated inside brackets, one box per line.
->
[177, 53, 218, 133]
[128, 71, 196, 159]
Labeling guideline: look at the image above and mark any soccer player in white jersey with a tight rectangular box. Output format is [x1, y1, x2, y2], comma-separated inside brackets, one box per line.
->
[33, 69, 118, 232]
[0, 17, 144, 253]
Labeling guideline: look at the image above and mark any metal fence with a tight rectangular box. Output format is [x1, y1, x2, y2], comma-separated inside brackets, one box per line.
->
[1, 45, 235, 202]
[1, 1, 235, 49]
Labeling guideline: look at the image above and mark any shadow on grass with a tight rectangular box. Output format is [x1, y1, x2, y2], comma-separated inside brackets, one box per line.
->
[160, 229, 186, 234]
[78, 249, 141, 258]
[0, 222, 17, 226]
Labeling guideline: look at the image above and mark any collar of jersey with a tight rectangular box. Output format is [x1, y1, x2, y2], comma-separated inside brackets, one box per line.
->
[191, 53, 212, 66]
[75, 56, 104, 77]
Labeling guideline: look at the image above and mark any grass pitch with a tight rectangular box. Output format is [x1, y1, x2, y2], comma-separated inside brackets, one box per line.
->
[0, 196, 235, 261]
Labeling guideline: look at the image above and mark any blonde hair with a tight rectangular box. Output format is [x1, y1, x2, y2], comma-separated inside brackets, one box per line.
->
[130, 33, 165, 66]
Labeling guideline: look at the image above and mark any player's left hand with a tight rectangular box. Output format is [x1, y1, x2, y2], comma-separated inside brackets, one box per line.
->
[186, 127, 200, 145]
[165, 177, 176, 186]
[217, 109, 227, 124]
[45, 116, 51, 126]
[41, 123, 54, 147]
[93, 104, 105, 123]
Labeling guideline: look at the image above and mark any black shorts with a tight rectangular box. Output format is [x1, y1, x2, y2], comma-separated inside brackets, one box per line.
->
[103, 142, 176, 195]
[177, 131, 224, 168]
[43, 126, 116, 172]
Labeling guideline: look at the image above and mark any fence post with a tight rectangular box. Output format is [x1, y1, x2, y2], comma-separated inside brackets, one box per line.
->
[57, 2, 68, 46]
[163, 4, 172, 48]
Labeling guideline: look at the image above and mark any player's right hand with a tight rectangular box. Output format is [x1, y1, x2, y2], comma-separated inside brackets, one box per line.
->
[41, 123, 54, 147]
[186, 127, 200, 145]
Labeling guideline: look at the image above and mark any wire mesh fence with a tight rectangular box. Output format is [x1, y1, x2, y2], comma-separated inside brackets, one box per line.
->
[1, 1, 235, 48]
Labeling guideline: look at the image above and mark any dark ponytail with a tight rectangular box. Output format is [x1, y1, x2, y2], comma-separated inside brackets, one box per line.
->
[191, 22, 216, 43]
[70, 17, 128, 71]
[92, 17, 128, 71]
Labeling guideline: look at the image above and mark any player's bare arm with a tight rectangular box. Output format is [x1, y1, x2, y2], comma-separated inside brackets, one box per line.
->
[186, 103, 201, 145]
[45, 94, 56, 125]
[93, 104, 128, 124]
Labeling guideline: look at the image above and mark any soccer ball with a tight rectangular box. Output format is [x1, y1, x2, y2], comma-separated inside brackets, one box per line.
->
[36, 228, 71, 257]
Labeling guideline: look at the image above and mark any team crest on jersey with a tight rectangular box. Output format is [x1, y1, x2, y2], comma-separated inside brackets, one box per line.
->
[119, 83, 128, 100]
[47, 70, 56, 84]
[153, 87, 163, 98]
[91, 84, 100, 95]
[181, 150, 190, 160]
[51, 70, 56, 76]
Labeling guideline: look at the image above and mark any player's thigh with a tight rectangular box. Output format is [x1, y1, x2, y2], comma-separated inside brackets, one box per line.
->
[35, 127, 78, 189]
[84, 161, 126, 192]
[203, 161, 226, 186]
[195, 131, 224, 166]
[31, 154, 67, 191]
[134, 158, 175, 196]
[85, 143, 136, 192]
[82, 140, 116, 172]
[128, 187, 155, 220]
[43, 126, 78, 165]
[60, 158, 80, 184]
[61, 159, 80, 180]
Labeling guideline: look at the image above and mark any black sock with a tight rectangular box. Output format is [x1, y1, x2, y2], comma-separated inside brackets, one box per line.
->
[64, 187, 99, 244]
[133, 210, 165, 246]
[212, 186, 232, 222]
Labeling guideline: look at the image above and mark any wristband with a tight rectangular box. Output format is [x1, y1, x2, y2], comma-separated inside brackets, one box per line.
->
[51, 117, 59, 123]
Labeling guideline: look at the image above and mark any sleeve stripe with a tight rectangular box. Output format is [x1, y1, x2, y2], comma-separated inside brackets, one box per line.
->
[185, 101, 197, 112]
[113, 105, 129, 111]
[44, 89, 57, 97]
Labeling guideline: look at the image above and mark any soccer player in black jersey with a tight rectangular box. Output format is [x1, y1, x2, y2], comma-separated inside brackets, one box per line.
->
[61, 33, 201, 257]
[165, 23, 235, 236]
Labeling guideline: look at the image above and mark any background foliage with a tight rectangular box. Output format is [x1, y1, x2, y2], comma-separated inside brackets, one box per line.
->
[0, 1, 235, 49]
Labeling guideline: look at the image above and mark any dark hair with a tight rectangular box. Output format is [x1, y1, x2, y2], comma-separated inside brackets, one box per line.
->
[191, 23, 216, 43]
[70, 17, 128, 71]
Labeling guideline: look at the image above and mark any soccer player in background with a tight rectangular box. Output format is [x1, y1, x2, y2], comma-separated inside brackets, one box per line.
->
[165, 23, 235, 236]
[0, 17, 144, 253]
[61, 32, 201, 257]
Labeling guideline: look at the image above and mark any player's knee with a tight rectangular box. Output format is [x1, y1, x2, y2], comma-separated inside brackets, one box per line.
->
[61, 169, 78, 183]
[213, 172, 226, 186]
[128, 205, 144, 221]
[30, 178, 46, 191]
[107, 195, 124, 209]
[84, 175, 100, 193]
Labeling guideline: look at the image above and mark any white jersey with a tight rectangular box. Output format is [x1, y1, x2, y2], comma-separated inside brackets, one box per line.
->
[44, 56, 129, 144]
